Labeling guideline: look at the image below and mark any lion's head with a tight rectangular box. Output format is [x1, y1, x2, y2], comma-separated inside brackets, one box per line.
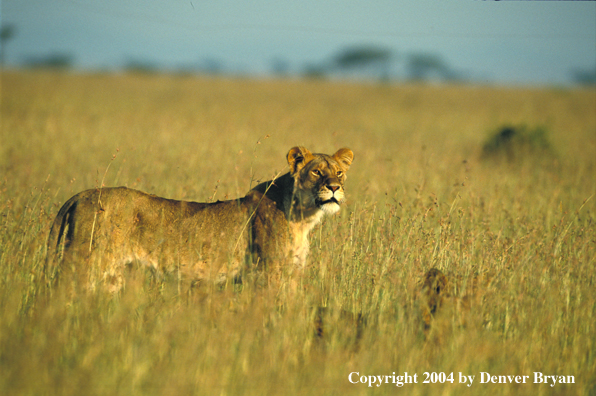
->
[287, 147, 354, 215]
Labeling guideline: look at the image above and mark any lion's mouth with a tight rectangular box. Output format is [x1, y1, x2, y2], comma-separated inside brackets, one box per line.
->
[317, 197, 340, 206]
[317, 197, 342, 215]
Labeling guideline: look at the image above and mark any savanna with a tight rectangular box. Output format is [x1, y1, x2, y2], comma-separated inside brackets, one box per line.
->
[1, 70, 595, 395]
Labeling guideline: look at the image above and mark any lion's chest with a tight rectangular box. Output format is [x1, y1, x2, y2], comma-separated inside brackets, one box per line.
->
[288, 211, 324, 267]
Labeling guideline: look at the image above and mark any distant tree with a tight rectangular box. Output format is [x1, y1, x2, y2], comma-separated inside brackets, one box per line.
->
[333, 46, 392, 80]
[302, 63, 327, 79]
[334, 46, 391, 69]
[124, 59, 158, 73]
[572, 67, 596, 86]
[1, 25, 16, 67]
[333, 46, 392, 81]
[24, 53, 73, 69]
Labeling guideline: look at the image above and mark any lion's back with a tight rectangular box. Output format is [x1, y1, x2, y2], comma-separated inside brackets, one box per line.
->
[46, 187, 258, 287]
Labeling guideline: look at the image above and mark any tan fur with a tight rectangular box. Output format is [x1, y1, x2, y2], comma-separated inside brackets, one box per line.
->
[419, 268, 451, 331]
[45, 147, 353, 290]
[418, 268, 492, 339]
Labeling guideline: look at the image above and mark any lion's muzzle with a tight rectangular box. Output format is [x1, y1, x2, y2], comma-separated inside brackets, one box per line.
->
[316, 183, 344, 214]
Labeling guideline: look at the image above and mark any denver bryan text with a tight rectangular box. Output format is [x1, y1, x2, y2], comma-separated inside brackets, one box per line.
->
[479, 372, 575, 387]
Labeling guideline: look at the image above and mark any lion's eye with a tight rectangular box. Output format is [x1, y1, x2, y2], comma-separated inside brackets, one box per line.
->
[337, 170, 343, 177]
[311, 170, 321, 177]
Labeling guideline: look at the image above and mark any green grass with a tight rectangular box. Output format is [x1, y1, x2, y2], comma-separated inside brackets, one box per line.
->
[1, 70, 595, 395]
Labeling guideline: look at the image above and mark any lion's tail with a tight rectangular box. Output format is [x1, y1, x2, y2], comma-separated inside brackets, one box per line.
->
[44, 194, 80, 284]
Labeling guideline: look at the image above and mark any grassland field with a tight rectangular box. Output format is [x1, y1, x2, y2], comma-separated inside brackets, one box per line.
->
[1, 70, 595, 395]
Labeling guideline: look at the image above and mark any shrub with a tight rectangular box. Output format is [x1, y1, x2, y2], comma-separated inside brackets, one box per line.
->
[481, 124, 555, 163]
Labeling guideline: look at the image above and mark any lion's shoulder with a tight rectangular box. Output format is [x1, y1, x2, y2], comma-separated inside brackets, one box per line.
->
[243, 190, 286, 224]
[251, 173, 294, 212]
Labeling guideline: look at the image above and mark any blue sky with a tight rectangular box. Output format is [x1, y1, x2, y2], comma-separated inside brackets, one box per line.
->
[2, 0, 595, 85]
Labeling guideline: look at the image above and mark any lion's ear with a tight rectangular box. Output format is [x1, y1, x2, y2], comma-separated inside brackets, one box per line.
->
[333, 148, 354, 171]
[287, 146, 314, 175]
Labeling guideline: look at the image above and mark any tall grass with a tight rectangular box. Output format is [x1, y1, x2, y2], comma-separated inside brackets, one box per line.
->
[1, 70, 595, 395]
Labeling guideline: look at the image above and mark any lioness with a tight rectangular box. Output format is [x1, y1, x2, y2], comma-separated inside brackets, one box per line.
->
[46, 146, 353, 289]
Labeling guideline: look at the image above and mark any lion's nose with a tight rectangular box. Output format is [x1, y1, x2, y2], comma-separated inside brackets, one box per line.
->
[328, 185, 340, 193]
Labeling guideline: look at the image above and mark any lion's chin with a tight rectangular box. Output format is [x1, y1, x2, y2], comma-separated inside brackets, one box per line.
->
[318, 199, 341, 215]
